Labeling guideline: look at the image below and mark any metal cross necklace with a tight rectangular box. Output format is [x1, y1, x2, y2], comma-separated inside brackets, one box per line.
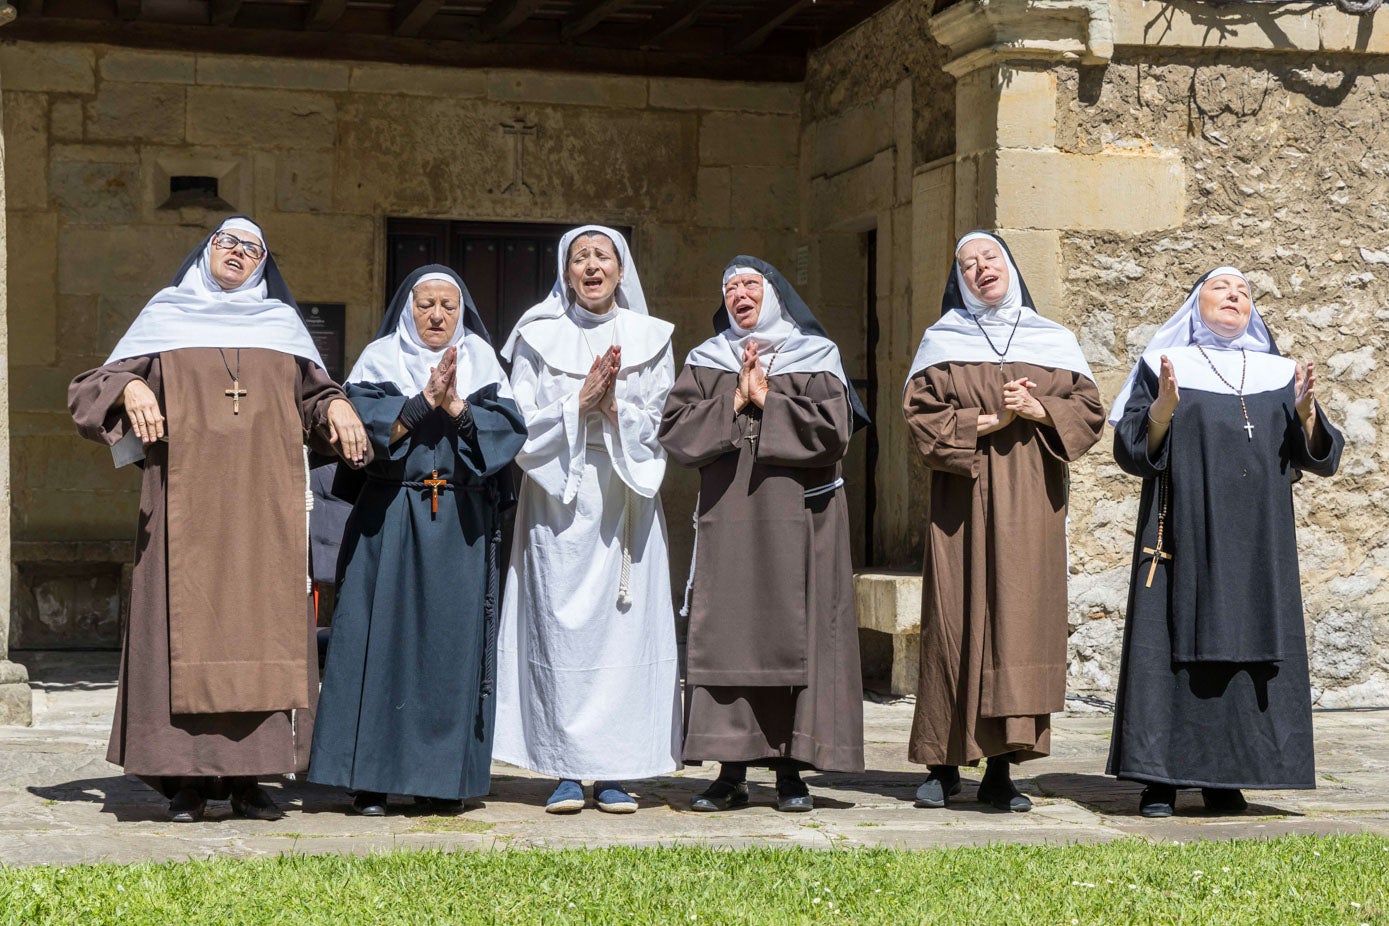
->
[972, 312, 1022, 368]
[219, 349, 247, 414]
[743, 349, 779, 443]
[1195, 345, 1254, 439]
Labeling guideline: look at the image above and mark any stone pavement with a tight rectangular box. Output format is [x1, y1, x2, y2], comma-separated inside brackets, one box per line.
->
[1, 652, 1386, 867]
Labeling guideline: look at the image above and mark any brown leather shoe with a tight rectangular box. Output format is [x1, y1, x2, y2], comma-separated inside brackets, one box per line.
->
[230, 785, 285, 821]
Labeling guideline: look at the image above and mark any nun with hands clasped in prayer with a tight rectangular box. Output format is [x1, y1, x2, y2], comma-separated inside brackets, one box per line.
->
[67, 217, 369, 823]
[308, 265, 526, 817]
[659, 256, 870, 814]
[1107, 266, 1343, 818]
[493, 226, 682, 815]
[903, 231, 1105, 812]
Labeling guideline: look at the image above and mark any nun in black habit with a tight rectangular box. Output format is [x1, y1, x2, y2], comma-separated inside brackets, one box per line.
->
[308, 265, 527, 815]
[1107, 266, 1343, 818]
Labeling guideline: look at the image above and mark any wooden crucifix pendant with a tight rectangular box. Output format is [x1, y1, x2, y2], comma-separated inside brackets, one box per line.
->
[1142, 542, 1172, 588]
[224, 380, 247, 415]
[423, 470, 447, 517]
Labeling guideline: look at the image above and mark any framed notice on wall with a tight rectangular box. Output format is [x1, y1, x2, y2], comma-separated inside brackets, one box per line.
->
[299, 302, 347, 383]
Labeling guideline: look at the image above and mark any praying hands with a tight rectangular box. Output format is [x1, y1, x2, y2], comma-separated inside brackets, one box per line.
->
[733, 342, 769, 413]
[977, 377, 1049, 436]
[579, 344, 622, 425]
[424, 345, 469, 419]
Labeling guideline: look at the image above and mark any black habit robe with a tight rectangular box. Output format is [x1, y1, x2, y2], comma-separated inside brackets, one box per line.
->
[1107, 357, 1343, 789]
[308, 381, 526, 801]
[659, 368, 865, 773]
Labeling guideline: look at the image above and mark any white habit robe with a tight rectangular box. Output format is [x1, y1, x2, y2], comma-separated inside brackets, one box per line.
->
[494, 303, 683, 780]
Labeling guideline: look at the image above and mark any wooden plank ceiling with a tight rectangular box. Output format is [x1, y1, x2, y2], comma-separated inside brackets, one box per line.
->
[6, 0, 899, 80]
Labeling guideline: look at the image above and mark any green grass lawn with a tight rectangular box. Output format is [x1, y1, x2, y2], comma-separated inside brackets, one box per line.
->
[1, 835, 1385, 925]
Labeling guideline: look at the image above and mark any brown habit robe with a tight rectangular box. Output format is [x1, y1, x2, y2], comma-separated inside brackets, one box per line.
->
[68, 348, 346, 795]
[659, 366, 864, 773]
[903, 360, 1104, 766]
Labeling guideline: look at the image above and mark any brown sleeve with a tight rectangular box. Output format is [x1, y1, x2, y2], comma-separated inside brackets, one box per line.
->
[67, 356, 156, 447]
[902, 366, 982, 479]
[297, 359, 356, 459]
[755, 372, 852, 468]
[1034, 372, 1106, 463]
[658, 365, 742, 468]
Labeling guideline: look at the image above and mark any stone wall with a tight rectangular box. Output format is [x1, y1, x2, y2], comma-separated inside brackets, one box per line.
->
[800, 1, 954, 568]
[1055, 51, 1389, 709]
[1, 40, 804, 644]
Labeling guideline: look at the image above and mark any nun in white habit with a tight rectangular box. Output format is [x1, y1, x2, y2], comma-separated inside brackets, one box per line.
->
[1107, 266, 1343, 819]
[902, 231, 1104, 812]
[494, 225, 682, 814]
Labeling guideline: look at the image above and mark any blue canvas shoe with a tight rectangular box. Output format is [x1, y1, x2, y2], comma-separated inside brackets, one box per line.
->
[594, 781, 638, 814]
[545, 779, 585, 814]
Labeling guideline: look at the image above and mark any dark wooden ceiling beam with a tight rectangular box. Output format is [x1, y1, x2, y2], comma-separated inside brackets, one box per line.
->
[304, 0, 348, 31]
[640, 0, 716, 47]
[114, 0, 140, 20]
[15, 0, 43, 17]
[728, 0, 811, 54]
[476, 0, 546, 41]
[208, 0, 242, 25]
[393, 0, 444, 35]
[560, 0, 633, 41]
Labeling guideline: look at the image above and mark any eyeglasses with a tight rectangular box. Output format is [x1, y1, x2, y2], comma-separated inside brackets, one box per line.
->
[211, 232, 266, 262]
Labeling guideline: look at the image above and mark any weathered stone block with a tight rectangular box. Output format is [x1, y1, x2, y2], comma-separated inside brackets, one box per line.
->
[85, 83, 187, 144]
[807, 150, 892, 231]
[257, 212, 377, 313]
[49, 99, 84, 141]
[729, 165, 797, 231]
[996, 227, 1062, 317]
[649, 78, 800, 114]
[4, 92, 50, 211]
[994, 148, 1185, 233]
[349, 63, 486, 98]
[891, 632, 921, 697]
[810, 90, 893, 178]
[912, 160, 957, 339]
[186, 87, 336, 150]
[51, 158, 140, 224]
[196, 55, 350, 91]
[11, 562, 122, 649]
[997, 68, 1057, 149]
[275, 151, 335, 213]
[487, 71, 646, 108]
[855, 570, 922, 635]
[0, 44, 95, 93]
[0, 678, 33, 726]
[699, 112, 799, 167]
[58, 225, 202, 297]
[694, 166, 731, 228]
[7, 212, 59, 364]
[99, 49, 196, 84]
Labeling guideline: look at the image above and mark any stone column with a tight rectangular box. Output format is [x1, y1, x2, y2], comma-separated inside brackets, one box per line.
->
[0, 42, 34, 725]
[927, 0, 1183, 319]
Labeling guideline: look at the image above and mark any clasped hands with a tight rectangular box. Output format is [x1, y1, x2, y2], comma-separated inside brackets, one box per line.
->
[578, 345, 622, 425]
[978, 377, 1049, 435]
[423, 346, 470, 419]
[733, 343, 769, 413]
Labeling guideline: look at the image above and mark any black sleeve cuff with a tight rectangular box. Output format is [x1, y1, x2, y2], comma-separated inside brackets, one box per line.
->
[398, 393, 432, 431]
[451, 402, 476, 437]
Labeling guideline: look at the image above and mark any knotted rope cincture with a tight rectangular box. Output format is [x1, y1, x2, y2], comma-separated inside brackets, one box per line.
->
[616, 487, 635, 608]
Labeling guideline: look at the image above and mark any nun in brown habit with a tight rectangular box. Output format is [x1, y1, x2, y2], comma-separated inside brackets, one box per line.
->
[902, 231, 1104, 811]
[67, 217, 368, 823]
[659, 256, 870, 813]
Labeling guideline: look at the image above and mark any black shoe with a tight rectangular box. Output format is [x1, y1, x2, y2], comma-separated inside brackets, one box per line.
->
[231, 785, 285, 821]
[690, 780, 749, 812]
[351, 791, 388, 817]
[914, 766, 963, 809]
[413, 795, 464, 813]
[1139, 784, 1177, 818]
[777, 793, 814, 813]
[977, 759, 1032, 812]
[1201, 788, 1248, 815]
[168, 787, 205, 823]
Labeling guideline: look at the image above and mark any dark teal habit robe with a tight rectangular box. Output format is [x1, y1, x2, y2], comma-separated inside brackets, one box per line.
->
[308, 381, 526, 800]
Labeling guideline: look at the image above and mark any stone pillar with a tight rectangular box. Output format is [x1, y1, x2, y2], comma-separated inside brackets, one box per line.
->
[928, 0, 1184, 319]
[0, 41, 34, 725]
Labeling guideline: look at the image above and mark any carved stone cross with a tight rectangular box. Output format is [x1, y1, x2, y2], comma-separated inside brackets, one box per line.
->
[499, 112, 538, 196]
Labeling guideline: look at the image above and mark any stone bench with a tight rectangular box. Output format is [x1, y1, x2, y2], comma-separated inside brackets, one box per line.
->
[854, 569, 922, 696]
